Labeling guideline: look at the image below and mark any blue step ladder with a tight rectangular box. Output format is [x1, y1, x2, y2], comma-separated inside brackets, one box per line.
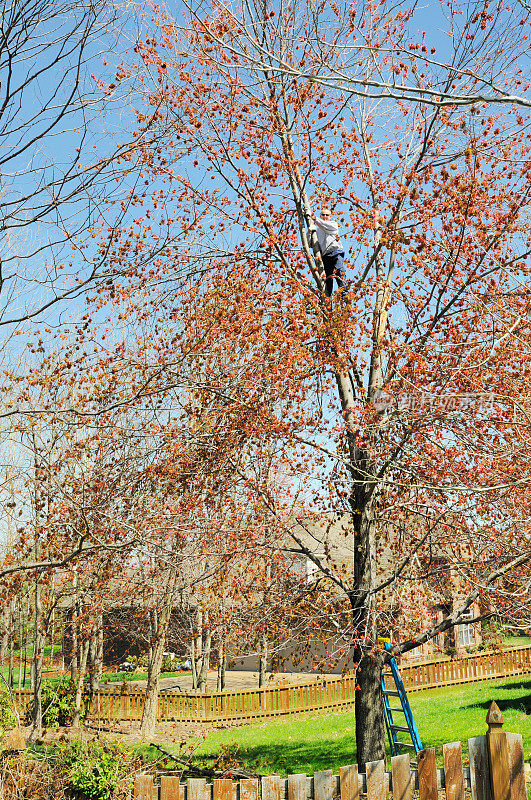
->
[380, 639, 423, 756]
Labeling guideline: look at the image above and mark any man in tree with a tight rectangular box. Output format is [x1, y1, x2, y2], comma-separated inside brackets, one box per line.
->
[313, 207, 346, 297]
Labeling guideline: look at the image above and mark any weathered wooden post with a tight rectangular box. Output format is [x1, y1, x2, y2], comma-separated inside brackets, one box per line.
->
[204, 688, 211, 721]
[121, 681, 129, 721]
[133, 774, 155, 799]
[418, 748, 438, 800]
[161, 776, 180, 800]
[486, 701, 510, 800]
[280, 684, 289, 713]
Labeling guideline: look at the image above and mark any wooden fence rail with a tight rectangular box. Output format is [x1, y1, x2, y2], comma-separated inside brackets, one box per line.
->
[401, 644, 531, 692]
[132, 703, 526, 800]
[11, 644, 531, 725]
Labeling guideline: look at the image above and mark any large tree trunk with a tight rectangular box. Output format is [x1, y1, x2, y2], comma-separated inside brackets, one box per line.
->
[140, 569, 178, 740]
[282, 109, 388, 762]
[354, 647, 386, 766]
[349, 467, 386, 765]
[325, 347, 387, 765]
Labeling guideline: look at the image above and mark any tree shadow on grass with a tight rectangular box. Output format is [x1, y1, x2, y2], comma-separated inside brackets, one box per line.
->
[462, 678, 531, 716]
[196, 739, 358, 777]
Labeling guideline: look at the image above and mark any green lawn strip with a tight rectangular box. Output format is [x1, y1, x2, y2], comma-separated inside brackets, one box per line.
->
[9, 643, 62, 661]
[0, 645, 63, 687]
[2, 666, 190, 689]
[100, 670, 191, 683]
[502, 636, 531, 649]
[148, 674, 531, 777]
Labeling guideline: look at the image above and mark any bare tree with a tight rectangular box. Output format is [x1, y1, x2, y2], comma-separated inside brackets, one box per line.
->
[113, 0, 531, 762]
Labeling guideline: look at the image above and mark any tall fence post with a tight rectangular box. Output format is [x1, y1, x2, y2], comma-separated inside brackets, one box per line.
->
[486, 701, 510, 800]
[121, 683, 129, 721]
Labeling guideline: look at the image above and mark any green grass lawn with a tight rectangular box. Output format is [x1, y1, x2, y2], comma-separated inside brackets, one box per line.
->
[503, 635, 531, 649]
[146, 675, 531, 776]
[0, 644, 62, 688]
[100, 670, 191, 684]
[1, 662, 190, 689]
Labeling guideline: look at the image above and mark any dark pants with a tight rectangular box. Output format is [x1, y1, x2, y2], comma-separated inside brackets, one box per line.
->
[323, 250, 345, 297]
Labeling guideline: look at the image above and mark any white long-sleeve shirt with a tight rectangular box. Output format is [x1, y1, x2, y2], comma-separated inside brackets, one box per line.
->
[315, 217, 343, 255]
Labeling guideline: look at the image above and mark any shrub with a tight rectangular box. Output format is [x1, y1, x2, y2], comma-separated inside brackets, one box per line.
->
[59, 740, 135, 800]
[0, 741, 137, 800]
[132, 653, 149, 670]
[0, 681, 17, 731]
[26, 679, 87, 728]
[0, 680, 17, 754]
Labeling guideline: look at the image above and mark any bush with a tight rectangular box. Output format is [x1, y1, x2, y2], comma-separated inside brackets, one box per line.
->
[59, 740, 135, 800]
[128, 653, 149, 670]
[0, 742, 137, 800]
[26, 679, 88, 728]
[0, 681, 17, 742]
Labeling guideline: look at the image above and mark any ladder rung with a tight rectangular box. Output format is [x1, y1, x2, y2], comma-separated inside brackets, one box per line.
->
[382, 672, 394, 677]
[389, 707, 406, 713]
[390, 725, 411, 732]
[382, 690, 400, 696]
[395, 741, 417, 749]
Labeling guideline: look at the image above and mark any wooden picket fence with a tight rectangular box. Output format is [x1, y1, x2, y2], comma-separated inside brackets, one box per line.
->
[132, 702, 526, 800]
[11, 644, 531, 725]
[401, 644, 531, 692]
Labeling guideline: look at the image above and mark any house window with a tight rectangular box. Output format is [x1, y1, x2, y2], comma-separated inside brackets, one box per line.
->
[457, 613, 475, 647]
[408, 644, 424, 659]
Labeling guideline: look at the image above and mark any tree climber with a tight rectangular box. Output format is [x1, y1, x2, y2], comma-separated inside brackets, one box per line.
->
[313, 207, 346, 297]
